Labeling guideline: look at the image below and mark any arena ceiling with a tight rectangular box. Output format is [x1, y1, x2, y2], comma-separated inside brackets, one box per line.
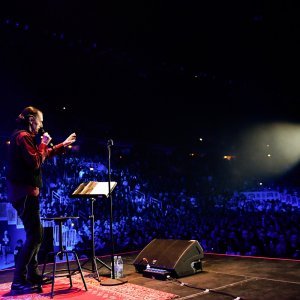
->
[1, 1, 300, 146]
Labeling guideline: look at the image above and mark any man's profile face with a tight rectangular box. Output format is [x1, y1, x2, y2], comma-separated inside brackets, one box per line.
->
[30, 111, 44, 134]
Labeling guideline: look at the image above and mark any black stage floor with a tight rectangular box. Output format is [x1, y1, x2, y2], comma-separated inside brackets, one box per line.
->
[1, 252, 300, 300]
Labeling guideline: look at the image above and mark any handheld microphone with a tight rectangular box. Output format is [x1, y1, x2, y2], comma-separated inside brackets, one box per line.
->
[39, 128, 54, 148]
[107, 139, 114, 147]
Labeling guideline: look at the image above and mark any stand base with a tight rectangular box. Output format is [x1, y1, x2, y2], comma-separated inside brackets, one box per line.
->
[100, 278, 128, 286]
[80, 256, 111, 282]
[81, 256, 111, 272]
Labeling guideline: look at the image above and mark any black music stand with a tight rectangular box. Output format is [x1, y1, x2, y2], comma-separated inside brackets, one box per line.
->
[71, 181, 117, 282]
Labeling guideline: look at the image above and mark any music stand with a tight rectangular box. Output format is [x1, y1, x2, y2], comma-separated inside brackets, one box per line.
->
[71, 181, 117, 282]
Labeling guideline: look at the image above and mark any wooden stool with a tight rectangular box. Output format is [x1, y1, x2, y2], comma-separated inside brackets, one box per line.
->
[41, 217, 87, 298]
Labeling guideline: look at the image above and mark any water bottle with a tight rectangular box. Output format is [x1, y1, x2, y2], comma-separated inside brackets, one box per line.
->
[111, 255, 118, 278]
[116, 256, 124, 278]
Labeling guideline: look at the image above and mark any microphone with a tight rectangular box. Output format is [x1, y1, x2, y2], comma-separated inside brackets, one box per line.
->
[107, 139, 114, 147]
[38, 128, 54, 148]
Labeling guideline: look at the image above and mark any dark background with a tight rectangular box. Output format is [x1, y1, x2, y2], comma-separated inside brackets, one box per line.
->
[1, 0, 300, 147]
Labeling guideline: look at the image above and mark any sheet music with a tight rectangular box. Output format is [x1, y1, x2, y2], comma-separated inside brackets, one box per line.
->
[71, 181, 117, 197]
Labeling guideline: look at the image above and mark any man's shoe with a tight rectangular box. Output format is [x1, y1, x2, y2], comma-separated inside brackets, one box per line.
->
[28, 273, 52, 285]
[27, 273, 43, 284]
[10, 281, 40, 295]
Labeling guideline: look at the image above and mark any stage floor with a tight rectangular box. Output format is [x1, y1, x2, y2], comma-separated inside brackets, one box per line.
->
[1, 252, 300, 299]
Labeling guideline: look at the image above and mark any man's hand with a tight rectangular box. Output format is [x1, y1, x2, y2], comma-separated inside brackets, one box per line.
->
[41, 132, 52, 145]
[63, 133, 77, 147]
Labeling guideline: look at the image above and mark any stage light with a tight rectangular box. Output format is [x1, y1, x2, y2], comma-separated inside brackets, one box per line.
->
[235, 121, 300, 178]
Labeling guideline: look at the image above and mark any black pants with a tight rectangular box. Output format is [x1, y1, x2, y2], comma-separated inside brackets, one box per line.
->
[12, 195, 43, 283]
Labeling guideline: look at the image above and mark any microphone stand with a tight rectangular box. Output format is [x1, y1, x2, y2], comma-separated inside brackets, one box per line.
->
[100, 139, 127, 286]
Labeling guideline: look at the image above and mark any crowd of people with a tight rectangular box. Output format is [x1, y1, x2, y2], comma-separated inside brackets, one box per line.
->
[1, 141, 300, 261]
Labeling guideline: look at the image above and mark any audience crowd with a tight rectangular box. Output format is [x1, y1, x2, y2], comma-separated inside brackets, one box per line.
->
[1, 144, 300, 260]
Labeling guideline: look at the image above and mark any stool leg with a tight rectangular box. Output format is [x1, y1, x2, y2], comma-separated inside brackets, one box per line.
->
[42, 251, 50, 278]
[65, 251, 72, 288]
[51, 253, 58, 298]
[73, 251, 88, 291]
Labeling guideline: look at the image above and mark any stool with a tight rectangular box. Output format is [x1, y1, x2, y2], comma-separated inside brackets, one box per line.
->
[41, 217, 88, 298]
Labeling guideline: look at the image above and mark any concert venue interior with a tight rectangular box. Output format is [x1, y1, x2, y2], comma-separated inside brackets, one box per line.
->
[1, 1, 300, 299]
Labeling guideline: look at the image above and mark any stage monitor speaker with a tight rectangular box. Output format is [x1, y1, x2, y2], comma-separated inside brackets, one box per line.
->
[38, 227, 54, 263]
[133, 239, 204, 278]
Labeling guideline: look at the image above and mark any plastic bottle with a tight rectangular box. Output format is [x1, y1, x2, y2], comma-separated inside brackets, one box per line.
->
[111, 255, 118, 278]
[116, 256, 124, 278]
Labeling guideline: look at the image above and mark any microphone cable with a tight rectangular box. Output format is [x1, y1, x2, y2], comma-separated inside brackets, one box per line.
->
[166, 275, 244, 300]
